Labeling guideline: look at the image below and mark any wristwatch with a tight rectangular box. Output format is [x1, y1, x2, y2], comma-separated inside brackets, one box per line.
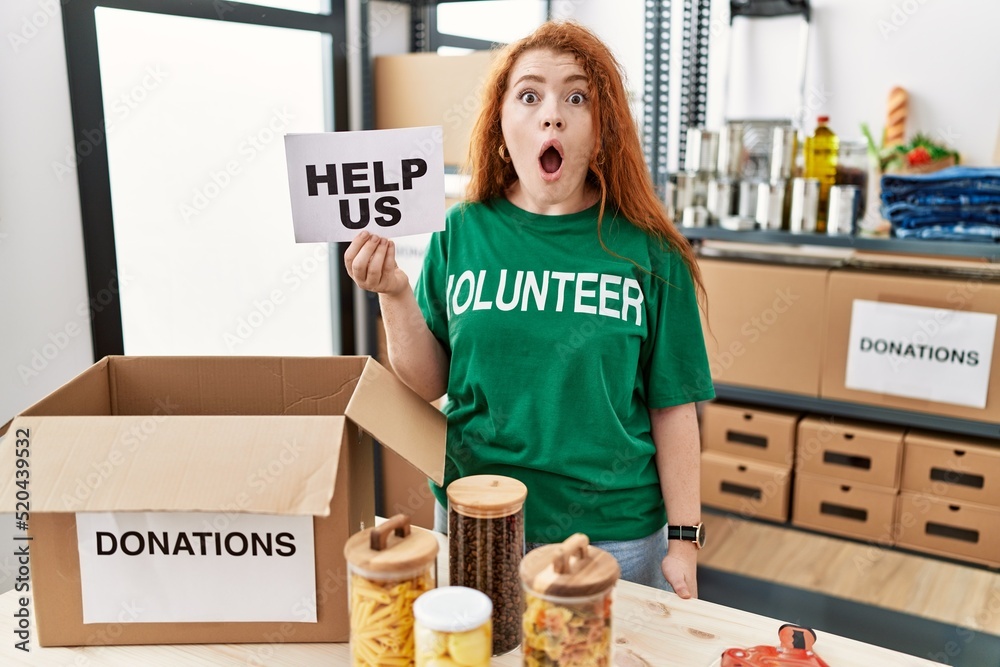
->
[666, 522, 705, 549]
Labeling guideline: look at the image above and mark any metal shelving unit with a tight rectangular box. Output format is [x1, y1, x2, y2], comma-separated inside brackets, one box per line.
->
[684, 227, 1000, 262]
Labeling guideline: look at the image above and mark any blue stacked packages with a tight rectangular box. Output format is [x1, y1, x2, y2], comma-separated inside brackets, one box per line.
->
[880, 166, 1000, 241]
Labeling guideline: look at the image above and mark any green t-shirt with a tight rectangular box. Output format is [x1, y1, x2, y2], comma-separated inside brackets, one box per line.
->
[414, 197, 715, 543]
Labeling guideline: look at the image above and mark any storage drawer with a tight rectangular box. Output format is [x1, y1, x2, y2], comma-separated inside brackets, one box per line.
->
[796, 417, 904, 488]
[701, 402, 799, 466]
[901, 431, 1000, 506]
[701, 451, 791, 523]
[896, 492, 1000, 568]
[792, 472, 898, 544]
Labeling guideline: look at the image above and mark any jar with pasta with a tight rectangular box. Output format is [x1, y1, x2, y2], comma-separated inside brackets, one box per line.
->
[447, 474, 526, 655]
[519, 533, 620, 667]
[343, 514, 438, 666]
[414, 586, 492, 667]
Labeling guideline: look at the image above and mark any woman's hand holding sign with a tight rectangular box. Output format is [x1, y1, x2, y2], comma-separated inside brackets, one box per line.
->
[344, 231, 410, 296]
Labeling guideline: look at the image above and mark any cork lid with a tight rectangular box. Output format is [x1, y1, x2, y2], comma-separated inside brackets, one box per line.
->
[343, 514, 439, 575]
[520, 533, 620, 598]
[447, 474, 527, 519]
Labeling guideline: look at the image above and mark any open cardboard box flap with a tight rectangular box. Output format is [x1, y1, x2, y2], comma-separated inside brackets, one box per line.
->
[346, 355, 447, 487]
[0, 415, 346, 516]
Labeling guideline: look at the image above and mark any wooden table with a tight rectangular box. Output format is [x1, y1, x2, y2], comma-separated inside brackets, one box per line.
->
[0, 581, 945, 666]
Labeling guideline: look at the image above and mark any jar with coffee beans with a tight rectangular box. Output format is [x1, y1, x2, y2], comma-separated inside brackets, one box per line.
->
[446, 474, 527, 655]
[520, 533, 620, 667]
[343, 514, 438, 666]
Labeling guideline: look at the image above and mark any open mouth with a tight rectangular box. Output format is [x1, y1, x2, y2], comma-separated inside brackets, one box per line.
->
[538, 140, 564, 179]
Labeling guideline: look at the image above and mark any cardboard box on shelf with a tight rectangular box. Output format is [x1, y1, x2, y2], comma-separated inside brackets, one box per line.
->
[701, 451, 791, 522]
[699, 258, 830, 397]
[901, 430, 1000, 506]
[701, 401, 799, 466]
[896, 492, 1000, 568]
[792, 472, 899, 544]
[375, 52, 494, 167]
[821, 269, 1000, 423]
[0, 356, 445, 647]
[796, 417, 904, 489]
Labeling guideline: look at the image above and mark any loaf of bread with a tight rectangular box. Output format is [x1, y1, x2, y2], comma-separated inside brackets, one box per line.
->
[884, 86, 908, 148]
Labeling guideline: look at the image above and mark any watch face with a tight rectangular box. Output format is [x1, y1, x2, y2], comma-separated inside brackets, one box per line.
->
[696, 522, 706, 549]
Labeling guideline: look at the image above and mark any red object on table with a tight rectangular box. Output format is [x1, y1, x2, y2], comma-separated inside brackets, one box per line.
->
[720, 624, 831, 667]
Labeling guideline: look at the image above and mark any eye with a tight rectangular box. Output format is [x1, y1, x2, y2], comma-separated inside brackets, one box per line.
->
[567, 92, 587, 105]
[518, 90, 539, 104]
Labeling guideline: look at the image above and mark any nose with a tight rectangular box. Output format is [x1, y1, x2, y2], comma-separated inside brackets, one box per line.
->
[541, 99, 563, 130]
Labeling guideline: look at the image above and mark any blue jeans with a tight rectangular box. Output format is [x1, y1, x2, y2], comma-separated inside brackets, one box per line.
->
[433, 500, 671, 591]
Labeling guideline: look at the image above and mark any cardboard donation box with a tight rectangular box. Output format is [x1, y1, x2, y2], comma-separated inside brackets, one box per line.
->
[0, 356, 445, 647]
[796, 417, 904, 488]
[822, 269, 1000, 422]
[701, 402, 799, 466]
[701, 451, 791, 522]
[699, 258, 829, 397]
[792, 473, 898, 544]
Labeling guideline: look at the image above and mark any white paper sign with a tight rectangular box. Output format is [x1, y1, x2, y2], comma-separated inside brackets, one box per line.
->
[284, 127, 446, 243]
[845, 299, 997, 408]
[76, 511, 316, 624]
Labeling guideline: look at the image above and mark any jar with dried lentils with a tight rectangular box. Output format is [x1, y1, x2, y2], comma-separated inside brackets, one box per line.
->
[447, 474, 526, 655]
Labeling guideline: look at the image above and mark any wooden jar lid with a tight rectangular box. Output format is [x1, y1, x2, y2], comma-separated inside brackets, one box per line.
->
[343, 514, 439, 576]
[446, 474, 527, 519]
[520, 533, 620, 598]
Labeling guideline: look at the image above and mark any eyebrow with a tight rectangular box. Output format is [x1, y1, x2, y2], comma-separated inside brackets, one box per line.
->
[512, 73, 589, 87]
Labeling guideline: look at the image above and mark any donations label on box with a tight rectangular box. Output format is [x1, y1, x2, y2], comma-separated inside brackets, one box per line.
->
[284, 127, 446, 243]
[845, 299, 997, 409]
[77, 511, 316, 624]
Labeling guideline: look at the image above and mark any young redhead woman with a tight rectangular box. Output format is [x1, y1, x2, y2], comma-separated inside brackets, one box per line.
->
[345, 22, 714, 597]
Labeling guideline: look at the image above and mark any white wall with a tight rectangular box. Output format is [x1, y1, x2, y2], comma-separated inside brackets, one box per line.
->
[0, 1, 93, 425]
[704, 0, 1000, 166]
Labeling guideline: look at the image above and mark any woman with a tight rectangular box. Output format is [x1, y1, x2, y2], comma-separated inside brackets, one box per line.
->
[345, 21, 714, 597]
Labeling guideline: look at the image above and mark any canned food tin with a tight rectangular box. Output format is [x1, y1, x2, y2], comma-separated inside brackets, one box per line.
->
[685, 128, 720, 174]
[756, 181, 786, 230]
[717, 123, 745, 178]
[770, 127, 798, 182]
[737, 180, 759, 220]
[790, 177, 820, 233]
[707, 178, 736, 222]
[827, 185, 862, 236]
[681, 205, 710, 228]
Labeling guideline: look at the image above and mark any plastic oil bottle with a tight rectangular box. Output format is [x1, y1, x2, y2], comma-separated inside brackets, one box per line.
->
[804, 116, 839, 233]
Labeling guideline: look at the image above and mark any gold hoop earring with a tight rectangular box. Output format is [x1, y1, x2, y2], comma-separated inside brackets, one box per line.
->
[498, 143, 512, 163]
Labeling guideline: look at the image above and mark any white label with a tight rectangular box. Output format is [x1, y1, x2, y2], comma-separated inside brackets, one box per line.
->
[845, 299, 996, 409]
[284, 127, 446, 243]
[76, 512, 316, 624]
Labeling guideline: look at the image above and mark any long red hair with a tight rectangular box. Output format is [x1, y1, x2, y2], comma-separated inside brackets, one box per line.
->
[465, 20, 704, 298]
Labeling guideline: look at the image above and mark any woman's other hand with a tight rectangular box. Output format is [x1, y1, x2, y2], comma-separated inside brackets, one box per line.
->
[344, 231, 409, 296]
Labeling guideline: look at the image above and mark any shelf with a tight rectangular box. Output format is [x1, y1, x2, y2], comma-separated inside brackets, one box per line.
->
[713, 384, 1000, 441]
[682, 227, 1000, 262]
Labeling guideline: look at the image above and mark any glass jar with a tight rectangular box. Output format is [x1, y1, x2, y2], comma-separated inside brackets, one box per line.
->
[520, 533, 620, 667]
[414, 586, 492, 667]
[835, 140, 870, 219]
[343, 514, 438, 667]
[447, 474, 526, 655]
